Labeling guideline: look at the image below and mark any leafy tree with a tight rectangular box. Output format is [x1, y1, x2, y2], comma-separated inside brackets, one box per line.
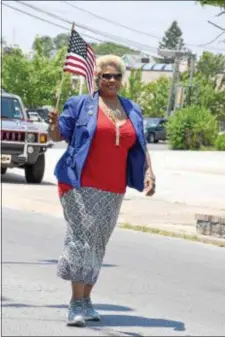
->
[2, 48, 31, 102]
[196, 51, 225, 79]
[196, 0, 225, 33]
[90, 42, 137, 56]
[53, 33, 70, 50]
[31, 32, 139, 58]
[2, 42, 76, 110]
[120, 69, 144, 103]
[197, 0, 225, 8]
[180, 51, 225, 122]
[159, 21, 185, 63]
[141, 77, 170, 117]
[120, 70, 170, 117]
[32, 35, 54, 58]
[215, 134, 225, 151]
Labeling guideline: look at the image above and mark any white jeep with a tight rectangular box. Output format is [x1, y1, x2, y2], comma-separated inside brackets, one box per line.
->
[1, 91, 51, 183]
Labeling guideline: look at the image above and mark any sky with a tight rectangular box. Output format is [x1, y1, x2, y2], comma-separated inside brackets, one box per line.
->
[2, 0, 225, 58]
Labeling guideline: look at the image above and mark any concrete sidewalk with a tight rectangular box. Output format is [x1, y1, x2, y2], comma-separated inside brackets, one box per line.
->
[2, 148, 225, 244]
[3, 180, 225, 239]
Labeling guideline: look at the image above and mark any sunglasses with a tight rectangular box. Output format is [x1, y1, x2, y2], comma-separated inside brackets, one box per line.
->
[101, 73, 122, 80]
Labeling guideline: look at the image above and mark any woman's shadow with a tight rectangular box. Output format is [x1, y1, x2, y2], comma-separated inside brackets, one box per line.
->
[86, 303, 185, 334]
[2, 300, 185, 334]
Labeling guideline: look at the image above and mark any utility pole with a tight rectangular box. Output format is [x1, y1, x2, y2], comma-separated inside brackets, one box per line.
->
[186, 53, 196, 106]
[166, 39, 182, 115]
[158, 41, 195, 116]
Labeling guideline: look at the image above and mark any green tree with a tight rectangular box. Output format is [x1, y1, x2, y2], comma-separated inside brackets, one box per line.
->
[2, 48, 31, 102]
[196, 51, 225, 79]
[180, 51, 225, 122]
[196, 0, 225, 33]
[141, 77, 170, 117]
[53, 33, 70, 50]
[2, 42, 76, 110]
[197, 0, 225, 8]
[159, 21, 185, 63]
[120, 70, 169, 117]
[90, 42, 137, 56]
[27, 42, 73, 109]
[120, 69, 144, 103]
[32, 35, 54, 58]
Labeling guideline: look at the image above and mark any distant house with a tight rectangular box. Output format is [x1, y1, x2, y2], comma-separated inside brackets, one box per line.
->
[122, 53, 156, 68]
[122, 57, 192, 84]
[123, 62, 174, 84]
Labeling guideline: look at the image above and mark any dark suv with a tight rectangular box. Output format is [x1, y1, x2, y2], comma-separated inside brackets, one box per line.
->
[144, 117, 167, 143]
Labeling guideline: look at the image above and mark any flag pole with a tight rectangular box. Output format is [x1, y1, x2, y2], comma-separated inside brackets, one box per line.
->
[55, 22, 75, 111]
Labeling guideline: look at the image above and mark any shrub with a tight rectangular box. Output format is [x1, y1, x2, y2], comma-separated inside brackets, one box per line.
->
[166, 105, 218, 150]
[215, 134, 225, 151]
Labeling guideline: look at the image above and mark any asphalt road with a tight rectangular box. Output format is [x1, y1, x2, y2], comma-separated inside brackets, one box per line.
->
[2, 208, 225, 336]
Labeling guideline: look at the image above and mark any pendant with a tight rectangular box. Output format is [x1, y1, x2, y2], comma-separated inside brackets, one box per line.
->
[115, 123, 120, 146]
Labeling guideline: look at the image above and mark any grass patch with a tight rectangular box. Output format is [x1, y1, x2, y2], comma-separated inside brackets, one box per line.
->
[120, 223, 225, 248]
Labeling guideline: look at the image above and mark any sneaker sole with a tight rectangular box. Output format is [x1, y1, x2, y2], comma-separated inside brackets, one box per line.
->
[67, 319, 86, 327]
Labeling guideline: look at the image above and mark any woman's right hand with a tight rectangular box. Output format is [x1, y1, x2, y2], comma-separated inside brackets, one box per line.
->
[48, 109, 59, 126]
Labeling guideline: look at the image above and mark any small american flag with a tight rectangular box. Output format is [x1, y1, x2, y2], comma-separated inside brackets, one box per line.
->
[63, 29, 96, 96]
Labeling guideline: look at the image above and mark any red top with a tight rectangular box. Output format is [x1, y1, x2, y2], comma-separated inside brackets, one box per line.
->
[58, 107, 136, 196]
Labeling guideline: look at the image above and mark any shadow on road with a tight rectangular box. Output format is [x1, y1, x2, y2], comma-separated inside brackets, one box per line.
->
[2, 302, 133, 312]
[2, 260, 117, 267]
[2, 302, 185, 332]
[96, 314, 185, 331]
[2, 172, 55, 186]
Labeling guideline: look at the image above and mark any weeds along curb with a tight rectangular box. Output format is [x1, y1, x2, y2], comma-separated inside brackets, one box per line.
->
[119, 223, 225, 248]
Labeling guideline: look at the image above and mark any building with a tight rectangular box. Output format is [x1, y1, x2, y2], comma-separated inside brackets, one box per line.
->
[121, 53, 190, 84]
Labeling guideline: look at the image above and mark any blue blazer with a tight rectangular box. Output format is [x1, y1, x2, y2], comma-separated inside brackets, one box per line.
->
[54, 91, 147, 192]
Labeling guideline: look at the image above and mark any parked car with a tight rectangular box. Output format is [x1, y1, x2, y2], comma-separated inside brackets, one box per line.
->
[26, 110, 54, 148]
[1, 91, 52, 183]
[27, 107, 52, 124]
[144, 117, 167, 143]
[26, 111, 49, 132]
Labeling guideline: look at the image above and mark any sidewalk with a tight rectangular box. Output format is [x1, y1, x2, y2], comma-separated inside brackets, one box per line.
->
[3, 179, 225, 239]
[2, 148, 225, 245]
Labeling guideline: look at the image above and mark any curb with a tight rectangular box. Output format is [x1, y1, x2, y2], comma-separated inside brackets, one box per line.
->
[119, 223, 225, 248]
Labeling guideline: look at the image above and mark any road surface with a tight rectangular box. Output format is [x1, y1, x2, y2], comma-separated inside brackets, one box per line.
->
[2, 208, 225, 336]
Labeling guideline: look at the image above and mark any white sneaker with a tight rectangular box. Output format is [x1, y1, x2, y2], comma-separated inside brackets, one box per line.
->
[67, 300, 85, 327]
[84, 297, 101, 321]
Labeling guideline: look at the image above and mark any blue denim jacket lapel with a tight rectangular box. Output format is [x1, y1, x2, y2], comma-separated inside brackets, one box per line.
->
[79, 92, 99, 139]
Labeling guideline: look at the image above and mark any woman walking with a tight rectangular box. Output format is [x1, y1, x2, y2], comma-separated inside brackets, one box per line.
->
[48, 55, 156, 327]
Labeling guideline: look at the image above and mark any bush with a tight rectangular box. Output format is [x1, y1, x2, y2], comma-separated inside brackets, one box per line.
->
[215, 134, 225, 151]
[166, 105, 218, 150]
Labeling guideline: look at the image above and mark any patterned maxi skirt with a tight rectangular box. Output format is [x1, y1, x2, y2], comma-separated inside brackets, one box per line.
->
[57, 187, 124, 285]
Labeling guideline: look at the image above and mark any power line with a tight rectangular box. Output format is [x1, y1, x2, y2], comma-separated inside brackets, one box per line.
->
[62, 0, 225, 52]
[15, 1, 159, 54]
[62, 0, 161, 40]
[3, 3, 70, 32]
[4, 1, 158, 56]
[2, 2, 104, 43]
[5, 1, 224, 55]
[198, 31, 225, 47]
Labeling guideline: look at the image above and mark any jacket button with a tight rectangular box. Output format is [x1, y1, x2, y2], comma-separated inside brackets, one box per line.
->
[88, 110, 93, 115]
